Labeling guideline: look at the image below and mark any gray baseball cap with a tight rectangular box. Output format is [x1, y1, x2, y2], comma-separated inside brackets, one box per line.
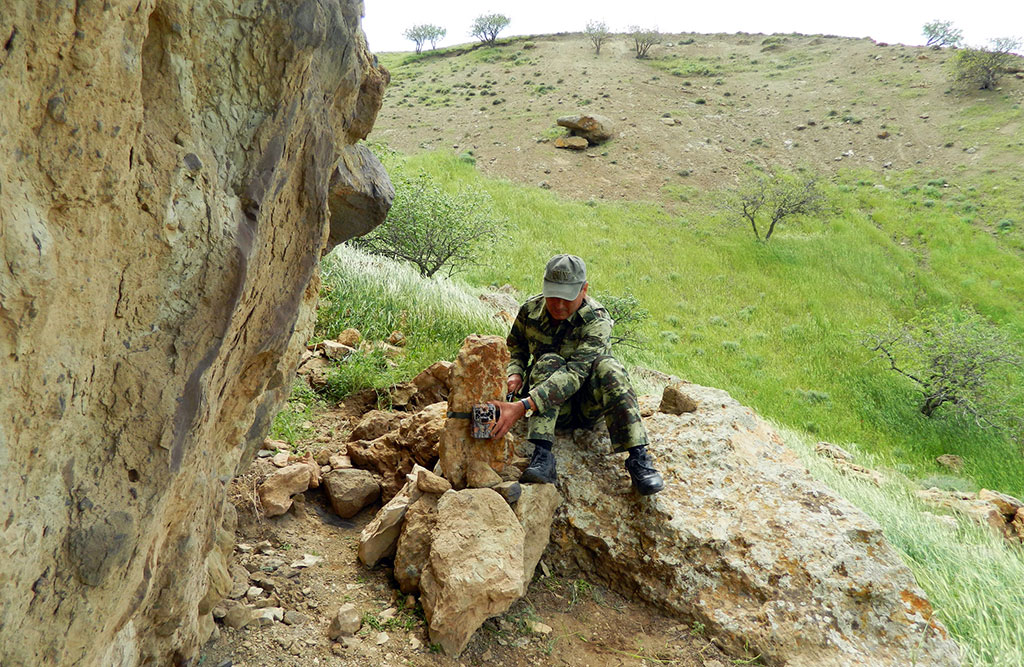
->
[542, 254, 587, 300]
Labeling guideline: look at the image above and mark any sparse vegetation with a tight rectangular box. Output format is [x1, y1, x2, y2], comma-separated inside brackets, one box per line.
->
[949, 38, 1023, 90]
[922, 20, 963, 48]
[864, 307, 1022, 424]
[403, 24, 446, 54]
[350, 162, 499, 278]
[731, 167, 829, 241]
[471, 13, 510, 46]
[585, 20, 609, 55]
[627, 26, 661, 58]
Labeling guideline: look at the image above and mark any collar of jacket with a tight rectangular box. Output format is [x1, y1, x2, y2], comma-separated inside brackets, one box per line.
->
[524, 294, 600, 325]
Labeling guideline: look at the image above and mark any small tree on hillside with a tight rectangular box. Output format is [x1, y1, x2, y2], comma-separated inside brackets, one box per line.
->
[950, 37, 1023, 90]
[586, 20, 610, 55]
[350, 171, 498, 278]
[863, 308, 1023, 425]
[404, 24, 446, 54]
[628, 26, 661, 58]
[922, 20, 963, 48]
[426, 25, 446, 50]
[471, 13, 510, 46]
[731, 168, 829, 241]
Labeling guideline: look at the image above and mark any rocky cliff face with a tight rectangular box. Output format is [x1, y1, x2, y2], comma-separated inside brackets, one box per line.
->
[0, 1, 388, 664]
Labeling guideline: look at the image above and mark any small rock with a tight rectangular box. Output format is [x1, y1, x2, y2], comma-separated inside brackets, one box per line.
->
[228, 582, 248, 600]
[380, 607, 397, 621]
[324, 468, 381, 518]
[223, 605, 257, 629]
[530, 621, 552, 634]
[554, 136, 589, 150]
[271, 452, 290, 468]
[387, 331, 407, 347]
[466, 460, 502, 488]
[815, 442, 854, 462]
[329, 454, 352, 469]
[660, 381, 697, 415]
[660, 117, 676, 126]
[290, 553, 324, 569]
[336, 328, 361, 347]
[245, 586, 264, 599]
[410, 635, 423, 650]
[494, 481, 522, 505]
[328, 603, 362, 639]
[323, 340, 355, 360]
[375, 631, 389, 645]
[417, 469, 452, 494]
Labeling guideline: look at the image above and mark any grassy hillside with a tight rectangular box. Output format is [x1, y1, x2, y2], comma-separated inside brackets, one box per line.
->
[365, 33, 1024, 496]
[382, 148, 1024, 498]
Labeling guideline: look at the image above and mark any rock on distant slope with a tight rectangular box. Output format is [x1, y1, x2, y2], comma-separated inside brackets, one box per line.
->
[546, 385, 961, 666]
[0, 1, 388, 664]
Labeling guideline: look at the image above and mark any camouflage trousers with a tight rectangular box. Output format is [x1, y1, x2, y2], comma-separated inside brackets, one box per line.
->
[526, 353, 649, 453]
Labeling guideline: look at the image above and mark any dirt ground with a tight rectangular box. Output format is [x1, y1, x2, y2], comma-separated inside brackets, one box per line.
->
[199, 406, 734, 667]
[372, 33, 1023, 207]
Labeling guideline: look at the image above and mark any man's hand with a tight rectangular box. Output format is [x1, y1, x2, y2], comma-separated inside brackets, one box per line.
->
[507, 374, 524, 394]
[490, 399, 526, 440]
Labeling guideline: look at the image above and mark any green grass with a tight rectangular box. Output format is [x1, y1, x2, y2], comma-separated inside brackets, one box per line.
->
[376, 150, 1024, 498]
[312, 243, 504, 400]
[781, 426, 1024, 666]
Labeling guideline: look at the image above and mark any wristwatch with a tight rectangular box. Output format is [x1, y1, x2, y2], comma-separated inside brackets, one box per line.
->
[520, 397, 533, 416]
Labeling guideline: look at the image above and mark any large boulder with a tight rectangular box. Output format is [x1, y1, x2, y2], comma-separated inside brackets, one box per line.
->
[0, 1, 387, 664]
[326, 143, 395, 250]
[556, 113, 614, 144]
[546, 385, 961, 667]
[438, 335, 513, 489]
[419, 488, 525, 656]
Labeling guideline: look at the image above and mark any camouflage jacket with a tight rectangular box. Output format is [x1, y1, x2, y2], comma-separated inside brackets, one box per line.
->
[507, 294, 613, 413]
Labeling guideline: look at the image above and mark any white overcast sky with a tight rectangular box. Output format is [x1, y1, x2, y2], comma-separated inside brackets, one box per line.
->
[362, 1, 1023, 53]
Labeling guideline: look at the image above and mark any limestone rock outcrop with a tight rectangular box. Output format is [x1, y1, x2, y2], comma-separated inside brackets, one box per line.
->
[0, 1, 388, 664]
[419, 488, 526, 656]
[438, 335, 513, 488]
[545, 386, 962, 666]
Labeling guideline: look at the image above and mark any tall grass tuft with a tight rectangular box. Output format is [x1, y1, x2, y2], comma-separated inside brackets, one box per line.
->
[314, 243, 505, 399]
[781, 426, 1024, 666]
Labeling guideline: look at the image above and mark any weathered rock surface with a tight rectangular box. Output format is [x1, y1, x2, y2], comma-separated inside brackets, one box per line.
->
[349, 410, 404, 442]
[348, 402, 446, 500]
[546, 386, 961, 666]
[323, 468, 380, 519]
[394, 494, 441, 594]
[420, 489, 525, 656]
[258, 462, 317, 517]
[916, 487, 1023, 542]
[556, 113, 614, 143]
[514, 484, 562, 590]
[358, 466, 427, 566]
[327, 143, 395, 249]
[0, 1, 387, 664]
[438, 335, 513, 489]
[936, 454, 965, 471]
[659, 380, 698, 414]
[328, 603, 362, 639]
[554, 136, 589, 150]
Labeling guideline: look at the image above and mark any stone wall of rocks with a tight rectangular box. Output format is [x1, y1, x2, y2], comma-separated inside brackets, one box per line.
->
[0, 1, 388, 664]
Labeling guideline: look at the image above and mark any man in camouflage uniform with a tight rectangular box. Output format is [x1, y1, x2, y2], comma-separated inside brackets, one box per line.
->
[490, 254, 664, 495]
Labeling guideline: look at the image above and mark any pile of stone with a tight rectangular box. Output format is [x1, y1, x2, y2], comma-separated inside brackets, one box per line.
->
[356, 334, 562, 657]
[211, 541, 320, 633]
[916, 487, 1024, 543]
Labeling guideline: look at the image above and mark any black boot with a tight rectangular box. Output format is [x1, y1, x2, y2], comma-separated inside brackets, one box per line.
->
[520, 443, 557, 484]
[625, 448, 664, 495]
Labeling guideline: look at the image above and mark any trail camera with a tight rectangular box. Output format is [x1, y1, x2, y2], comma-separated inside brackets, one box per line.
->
[471, 403, 499, 439]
